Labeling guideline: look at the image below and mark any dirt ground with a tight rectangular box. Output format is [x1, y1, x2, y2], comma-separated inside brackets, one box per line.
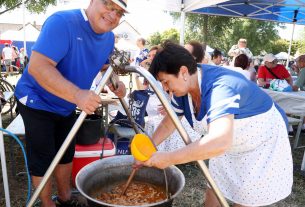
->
[0, 112, 305, 207]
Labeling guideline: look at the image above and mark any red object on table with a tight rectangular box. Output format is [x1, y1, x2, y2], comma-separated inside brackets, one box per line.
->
[72, 137, 116, 186]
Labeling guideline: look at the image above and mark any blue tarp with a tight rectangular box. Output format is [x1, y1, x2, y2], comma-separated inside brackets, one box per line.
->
[193, 0, 305, 25]
[0, 41, 35, 59]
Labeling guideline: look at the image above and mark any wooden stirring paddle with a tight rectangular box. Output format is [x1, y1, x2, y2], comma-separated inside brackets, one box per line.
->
[121, 169, 137, 195]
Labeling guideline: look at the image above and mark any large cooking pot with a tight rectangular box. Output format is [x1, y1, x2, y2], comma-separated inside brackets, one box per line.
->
[76, 155, 185, 207]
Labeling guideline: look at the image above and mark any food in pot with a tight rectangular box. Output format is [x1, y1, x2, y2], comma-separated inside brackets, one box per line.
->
[96, 181, 167, 205]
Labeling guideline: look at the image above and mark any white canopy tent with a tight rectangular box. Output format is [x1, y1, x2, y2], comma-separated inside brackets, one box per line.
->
[275, 52, 292, 60]
[0, 24, 40, 42]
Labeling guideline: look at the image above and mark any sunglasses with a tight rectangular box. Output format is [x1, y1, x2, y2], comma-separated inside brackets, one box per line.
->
[100, 0, 125, 18]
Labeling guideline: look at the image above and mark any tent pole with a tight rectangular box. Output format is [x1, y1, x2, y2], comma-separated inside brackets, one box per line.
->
[286, 23, 295, 68]
[179, 0, 185, 46]
[179, 11, 185, 45]
[22, 0, 27, 56]
[0, 112, 11, 207]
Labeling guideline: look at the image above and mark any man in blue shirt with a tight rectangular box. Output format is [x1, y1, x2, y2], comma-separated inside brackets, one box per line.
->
[15, 0, 128, 206]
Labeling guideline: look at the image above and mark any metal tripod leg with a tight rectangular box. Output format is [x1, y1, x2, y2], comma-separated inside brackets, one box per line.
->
[124, 66, 229, 207]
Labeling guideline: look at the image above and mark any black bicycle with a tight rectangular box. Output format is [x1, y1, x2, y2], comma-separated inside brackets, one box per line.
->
[0, 78, 16, 115]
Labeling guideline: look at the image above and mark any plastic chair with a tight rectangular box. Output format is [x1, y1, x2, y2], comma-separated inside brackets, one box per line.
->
[287, 114, 305, 149]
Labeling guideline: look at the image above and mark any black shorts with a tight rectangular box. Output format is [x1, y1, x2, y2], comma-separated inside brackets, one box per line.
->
[17, 100, 76, 177]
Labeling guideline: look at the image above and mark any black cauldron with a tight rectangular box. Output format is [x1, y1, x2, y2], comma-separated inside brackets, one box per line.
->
[75, 114, 102, 145]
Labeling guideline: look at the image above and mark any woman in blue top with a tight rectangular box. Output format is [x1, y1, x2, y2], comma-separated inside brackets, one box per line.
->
[145, 42, 293, 207]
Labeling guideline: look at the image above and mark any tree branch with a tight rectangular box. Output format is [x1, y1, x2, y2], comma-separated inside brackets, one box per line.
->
[0, 0, 30, 15]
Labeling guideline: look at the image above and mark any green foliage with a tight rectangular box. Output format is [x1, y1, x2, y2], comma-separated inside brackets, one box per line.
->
[268, 39, 299, 56]
[148, 32, 162, 46]
[228, 19, 281, 55]
[161, 28, 179, 43]
[168, 12, 286, 56]
[148, 29, 179, 46]
[269, 39, 290, 54]
[0, 0, 56, 14]
[296, 28, 305, 54]
[184, 14, 234, 50]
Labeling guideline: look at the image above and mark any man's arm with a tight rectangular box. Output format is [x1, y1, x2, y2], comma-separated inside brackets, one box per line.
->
[285, 76, 293, 86]
[28, 51, 101, 114]
[293, 69, 305, 91]
[257, 78, 266, 87]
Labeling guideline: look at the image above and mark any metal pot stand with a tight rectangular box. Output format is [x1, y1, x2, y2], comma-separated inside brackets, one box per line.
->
[26, 50, 229, 207]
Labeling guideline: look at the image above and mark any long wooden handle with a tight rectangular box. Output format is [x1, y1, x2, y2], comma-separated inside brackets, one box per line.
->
[121, 169, 137, 195]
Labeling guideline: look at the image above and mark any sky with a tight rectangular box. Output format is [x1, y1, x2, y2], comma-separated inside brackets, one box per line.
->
[0, 0, 303, 40]
[0, 0, 178, 38]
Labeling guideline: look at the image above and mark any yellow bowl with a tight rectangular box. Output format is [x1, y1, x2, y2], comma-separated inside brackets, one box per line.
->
[131, 134, 157, 161]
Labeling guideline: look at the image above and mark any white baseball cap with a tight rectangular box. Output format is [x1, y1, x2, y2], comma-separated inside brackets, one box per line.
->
[263, 53, 276, 63]
[111, 0, 129, 13]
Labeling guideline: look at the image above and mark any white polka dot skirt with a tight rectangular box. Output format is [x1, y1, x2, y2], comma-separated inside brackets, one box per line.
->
[209, 104, 293, 206]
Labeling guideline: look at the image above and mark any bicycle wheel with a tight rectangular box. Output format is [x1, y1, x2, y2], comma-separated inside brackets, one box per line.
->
[0, 79, 16, 115]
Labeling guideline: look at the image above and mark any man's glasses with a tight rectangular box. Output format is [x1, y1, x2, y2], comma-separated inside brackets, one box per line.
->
[100, 0, 125, 18]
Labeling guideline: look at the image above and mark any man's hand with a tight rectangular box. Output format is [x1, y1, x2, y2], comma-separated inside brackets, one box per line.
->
[74, 89, 101, 114]
[107, 80, 126, 98]
[158, 105, 167, 116]
[291, 64, 299, 75]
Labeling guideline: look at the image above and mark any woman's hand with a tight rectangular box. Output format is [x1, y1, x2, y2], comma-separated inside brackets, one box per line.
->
[132, 159, 144, 170]
[107, 81, 126, 98]
[143, 151, 172, 169]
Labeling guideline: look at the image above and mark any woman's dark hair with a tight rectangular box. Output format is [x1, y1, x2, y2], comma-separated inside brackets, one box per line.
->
[187, 41, 205, 63]
[211, 49, 222, 60]
[234, 54, 249, 70]
[149, 41, 197, 78]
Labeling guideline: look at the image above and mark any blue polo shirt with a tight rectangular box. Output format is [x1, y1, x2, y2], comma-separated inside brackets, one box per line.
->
[172, 64, 288, 128]
[15, 9, 114, 116]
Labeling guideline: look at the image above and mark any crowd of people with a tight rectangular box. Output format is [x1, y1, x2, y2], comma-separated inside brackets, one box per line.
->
[1, 43, 28, 76]
[4, 0, 302, 206]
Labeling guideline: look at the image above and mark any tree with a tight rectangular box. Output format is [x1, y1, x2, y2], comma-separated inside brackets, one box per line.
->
[269, 39, 299, 56]
[228, 19, 281, 55]
[170, 12, 234, 48]
[0, 0, 55, 15]
[296, 28, 305, 54]
[148, 29, 179, 46]
[170, 12, 283, 56]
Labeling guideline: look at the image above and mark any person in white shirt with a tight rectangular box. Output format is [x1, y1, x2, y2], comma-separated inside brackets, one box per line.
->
[1, 43, 13, 75]
[228, 38, 253, 65]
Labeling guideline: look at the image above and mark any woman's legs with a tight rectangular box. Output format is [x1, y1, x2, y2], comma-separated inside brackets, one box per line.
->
[205, 188, 251, 207]
[205, 188, 221, 207]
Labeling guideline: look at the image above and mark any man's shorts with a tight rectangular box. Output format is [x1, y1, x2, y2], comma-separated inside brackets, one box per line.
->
[17, 100, 76, 177]
[4, 59, 11, 66]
